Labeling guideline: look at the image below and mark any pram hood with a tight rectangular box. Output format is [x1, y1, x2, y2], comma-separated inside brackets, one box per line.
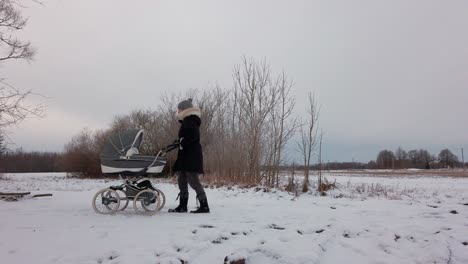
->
[101, 129, 144, 157]
[100, 129, 166, 175]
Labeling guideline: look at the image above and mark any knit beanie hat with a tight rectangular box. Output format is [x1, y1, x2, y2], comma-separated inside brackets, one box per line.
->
[177, 98, 193, 111]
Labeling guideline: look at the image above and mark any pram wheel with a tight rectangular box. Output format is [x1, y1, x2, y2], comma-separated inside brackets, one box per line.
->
[133, 189, 161, 215]
[115, 189, 129, 211]
[92, 188, 121, 214]
[153, 188, 166, 211]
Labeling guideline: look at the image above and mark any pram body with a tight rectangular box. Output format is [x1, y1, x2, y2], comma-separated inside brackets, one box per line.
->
[100, 129, 167, 175]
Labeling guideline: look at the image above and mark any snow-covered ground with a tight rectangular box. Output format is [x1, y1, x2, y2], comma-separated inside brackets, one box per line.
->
[1, 173, 468, 264]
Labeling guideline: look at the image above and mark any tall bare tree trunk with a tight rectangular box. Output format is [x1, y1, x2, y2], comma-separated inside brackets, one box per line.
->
[298, 92, 320, 192]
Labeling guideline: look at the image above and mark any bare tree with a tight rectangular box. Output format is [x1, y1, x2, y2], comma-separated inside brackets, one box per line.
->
[297, 92, 320, 192]
[0, 0, 36, 62]
[232, 56, 279, 183]
[0, 0, 43, 134]
[0, 79, 44, 129]
[62, 128, 105, 177]
[419, 149, 435, 169]
[376, 150, 395, 169]
[395, 147, 408, 161]
[0, 130, 7, 154]
[438, 149, 459, 168]
[394, 147, 410, 169]
[264, 72, 298, 187]
[462, 148, 465, 171]
[317, 130, 323, 192]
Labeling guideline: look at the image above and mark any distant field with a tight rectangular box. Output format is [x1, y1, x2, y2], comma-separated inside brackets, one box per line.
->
[297, 169, 468, 178]
[284, 169, 468, 177]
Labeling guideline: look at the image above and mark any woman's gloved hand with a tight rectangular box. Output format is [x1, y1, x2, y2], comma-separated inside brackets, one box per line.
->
[178, 138, 184, 150]
[171, 138, 184, 150]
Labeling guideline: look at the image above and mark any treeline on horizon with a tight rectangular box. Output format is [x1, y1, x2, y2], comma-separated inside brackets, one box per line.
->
[1, 146, 466, 174]
[0, 146, 468, 175]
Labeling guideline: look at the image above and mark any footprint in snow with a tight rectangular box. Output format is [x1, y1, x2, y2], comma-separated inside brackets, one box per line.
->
[212, 236, 229, 244]
[268, 224, 285, 230]
[199, 224, 215, 229]
[378, 244, 391, 254]
[97, 253, 118, 264]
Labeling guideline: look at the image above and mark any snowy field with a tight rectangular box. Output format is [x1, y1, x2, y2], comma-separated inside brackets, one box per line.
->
[1, 172, 468, 264]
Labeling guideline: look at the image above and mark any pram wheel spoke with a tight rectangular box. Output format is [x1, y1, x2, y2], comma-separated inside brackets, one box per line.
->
[92, 188, 121, 214]
[133, 189, 161, 215]
[153, 188, 166, 212]
[115, 189, 129, 211]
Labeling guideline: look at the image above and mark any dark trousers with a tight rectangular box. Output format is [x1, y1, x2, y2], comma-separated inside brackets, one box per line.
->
[177, 171, 207, 201]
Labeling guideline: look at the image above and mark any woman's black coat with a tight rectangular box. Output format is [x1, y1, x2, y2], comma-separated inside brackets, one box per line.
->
[173, 115, 204, 174]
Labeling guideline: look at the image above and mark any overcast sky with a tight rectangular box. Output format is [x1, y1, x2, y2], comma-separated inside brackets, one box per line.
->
[3, 0, 468, 162]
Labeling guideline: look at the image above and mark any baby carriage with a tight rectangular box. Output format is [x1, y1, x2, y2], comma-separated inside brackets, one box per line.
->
[92, 129, 178, 215]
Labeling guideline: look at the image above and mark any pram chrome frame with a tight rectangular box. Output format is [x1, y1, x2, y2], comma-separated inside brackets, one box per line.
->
[92, 141, 179, 215]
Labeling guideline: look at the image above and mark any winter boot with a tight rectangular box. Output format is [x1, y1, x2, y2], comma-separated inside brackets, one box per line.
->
[168, 197, 188, 213]
[191, 198, 210, 214]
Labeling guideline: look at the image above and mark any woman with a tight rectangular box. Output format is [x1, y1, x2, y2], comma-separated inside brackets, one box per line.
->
[168, 98, 210, 213]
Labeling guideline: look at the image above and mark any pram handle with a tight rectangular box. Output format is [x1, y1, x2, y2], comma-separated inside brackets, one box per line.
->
[131, 142, 179, 177]
[161, 142, 179, 154]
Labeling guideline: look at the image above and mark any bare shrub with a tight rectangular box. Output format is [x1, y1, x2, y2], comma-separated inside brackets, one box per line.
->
[285, 163, 299, 195]
[61, 128, 108, 177]
[348, 182, 416, 200]
[317, 177, 336, 195]
[58, 57, 307, 184]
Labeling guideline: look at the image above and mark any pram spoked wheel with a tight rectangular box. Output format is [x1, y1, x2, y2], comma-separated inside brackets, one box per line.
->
[153, 188, 166, 211]
[92, 188, 121, 214]
[115, 189, 129, 211]
[133, 189, 161, 215]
